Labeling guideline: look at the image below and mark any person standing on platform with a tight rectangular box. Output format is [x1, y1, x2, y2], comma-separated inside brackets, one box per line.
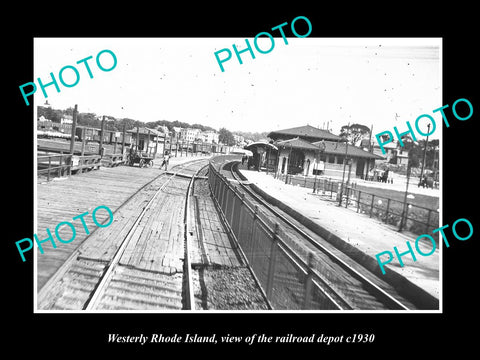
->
[161, 151, 170, 170]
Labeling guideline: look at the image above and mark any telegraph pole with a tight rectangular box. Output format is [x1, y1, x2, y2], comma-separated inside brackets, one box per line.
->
[121, 122, 126, 155]
[399, 162, 412, 232]
[99, 115, 105, 156]
[419, 123, 431, 185]
[69, 104, 78, 154]
[338, 139, 349, 206]
[285, 142, 293, 184]
[338, 123, 350, 206]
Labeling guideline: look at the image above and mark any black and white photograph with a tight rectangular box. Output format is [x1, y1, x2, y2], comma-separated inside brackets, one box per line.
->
[32, 37, 442, 312]
[6, 7, 478, 355]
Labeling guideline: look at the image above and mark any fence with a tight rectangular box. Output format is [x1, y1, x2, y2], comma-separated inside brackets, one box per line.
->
[338, 185, 439, 236]
[37, 154, 103, 181]
[208, 162, 344, 310]
[37, 154, 72, 181]
[274, 172, 439, 237]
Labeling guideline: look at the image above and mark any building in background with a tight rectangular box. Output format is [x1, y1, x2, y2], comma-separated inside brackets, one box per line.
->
[268, 124, 342, 143]
[371, 138, 409, 168]
[127, 127, 163, 155]
[180, 128, 200, 143]
[201, 130, 219, 144]
[171, 127, 182, 142]
[266, 125, 383, 178]
[60, 114, 73, 125]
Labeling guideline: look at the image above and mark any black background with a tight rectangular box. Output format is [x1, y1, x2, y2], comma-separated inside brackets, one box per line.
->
[5, 4, 478, 356]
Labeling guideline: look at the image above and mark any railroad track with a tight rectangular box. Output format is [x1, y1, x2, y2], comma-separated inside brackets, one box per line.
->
[38, 159, 209, 311]
[227, 160, 415, 310]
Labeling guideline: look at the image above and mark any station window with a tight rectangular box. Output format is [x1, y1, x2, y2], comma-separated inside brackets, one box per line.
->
[327, 155, 335, 163]
[336, 155, 345, 164]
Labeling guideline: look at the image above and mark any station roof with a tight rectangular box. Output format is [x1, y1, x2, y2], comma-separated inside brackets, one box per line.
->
[245, 141, 278, 151]
[275, 137, 321, 151]
[268, 125, 342, 142]
[313, 140, 385, 159]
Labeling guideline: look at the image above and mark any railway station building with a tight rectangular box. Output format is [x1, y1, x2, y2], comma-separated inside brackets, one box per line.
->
[260, 125, 384, 179]
[128, 126, 164, 156]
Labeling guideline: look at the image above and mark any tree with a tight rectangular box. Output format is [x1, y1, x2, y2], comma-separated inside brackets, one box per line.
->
[37, 106, 63, 122]
[425, 139, 439, 169]
[236, 130, 269, 142]
[77, 112, 100, 128]
[218, 127, 235, 146]
[339, 123, 371, 145]
[398, 136, 422, 168]
[191, 123, 216, 132]
[412, 138, 439, 170]
[64, 107, 75, 116]
[118, 118, 142, 131]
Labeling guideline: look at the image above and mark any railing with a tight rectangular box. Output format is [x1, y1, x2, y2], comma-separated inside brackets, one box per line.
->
[72, 155, 102, 174]
[37, 154, 72, 181]
[274, 172, 439, 237]
[101, 153, 125, 167]
[208, 162, 344, 310]
[338, 185, 439, 236]
[37, 154, 102, 181]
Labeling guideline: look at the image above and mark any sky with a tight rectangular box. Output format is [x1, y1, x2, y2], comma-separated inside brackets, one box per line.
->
[33, 37, 441, 138]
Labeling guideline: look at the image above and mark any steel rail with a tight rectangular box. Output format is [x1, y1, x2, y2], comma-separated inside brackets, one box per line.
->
[83, 161, 208, 310]
[182, 166, 210, 310]
[209, 162, 347, 310]
[229, 161, 410, 310]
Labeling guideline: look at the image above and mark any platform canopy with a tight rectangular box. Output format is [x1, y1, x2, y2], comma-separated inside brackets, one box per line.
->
[231, 148, 253, 156]
[275, 137, 320, 151]
[244, 141, 278, 151]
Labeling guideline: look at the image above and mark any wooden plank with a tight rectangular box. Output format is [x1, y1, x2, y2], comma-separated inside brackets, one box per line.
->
[36, 166, 163, 290]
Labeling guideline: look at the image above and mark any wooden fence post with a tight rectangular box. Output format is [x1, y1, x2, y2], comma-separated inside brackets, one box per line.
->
[47, 157, 51, 181]
[357, 191, 361, 213]
[385, 198, 391, 224]
[303, 252, 315, 309]
[265, 224, 279, 300]
[370, 195, 375, 218]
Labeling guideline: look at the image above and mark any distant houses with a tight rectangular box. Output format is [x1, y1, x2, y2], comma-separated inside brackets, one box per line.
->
[370, 138, 409, 168]
[202, 130, 220, 144]
[60, 114, 73, 125]
[37, 112, 249, 155]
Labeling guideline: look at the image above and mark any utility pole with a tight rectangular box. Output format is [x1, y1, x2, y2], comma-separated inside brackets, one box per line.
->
[419, 123, 431, 185]
[121, 122, 126, 155]
[369, 124, 373, 152]
[136, 126, 139, 152]
[99, 115, 105, 156]
[399, 162, 412, 232]
[285, 142, 293, 184]
[163, 132, 167, 156]
[313, 149, 318, 193]
[147, 128, 151, 156]
[266, 146, 270, 175]
[338, 123, 350, 206]
[80, 127, 86, 156]
[69, 104, 78, 154]
[338, 140, 349, 206]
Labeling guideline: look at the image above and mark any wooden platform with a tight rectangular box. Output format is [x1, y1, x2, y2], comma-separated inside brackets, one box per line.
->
[36, 165, 164, 290]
